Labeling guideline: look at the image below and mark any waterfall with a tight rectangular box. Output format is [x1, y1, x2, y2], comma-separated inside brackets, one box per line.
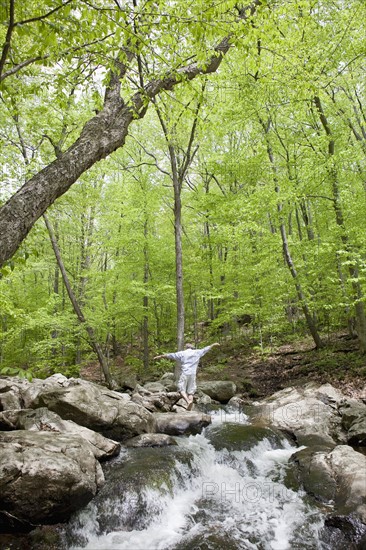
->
[64, 408, 325, 550]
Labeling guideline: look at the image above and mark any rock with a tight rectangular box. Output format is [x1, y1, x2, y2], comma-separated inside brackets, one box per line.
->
[160, 372, 175, 382]
[291, 445, 338, 504]
[196, 381, 237, 403]
[291, 444, 366, 523]
[253, 383, 347, 445]
[116, 375, 138, 391]
[195, 391, 212, 406]
[339, 399, 366, 430]
[143, 382, 166, 393]
[22, 374, 70, 409]
[0, 408, 120, 460]
[339, 398, 366, 446]
[159, 372, 176, 391]
[72, 446, 194, 535]
[0, 430, 104, 531]
[208, 423, 289, 452]
[322, 515, 366, 548]
[131, 391, 180, 413]
[227, 395, 246, 409]
[125, 433, 177, 448]
[154, 412, 211, 435]
[0, 376, 30, 410]
[28, 377, 155, 441]
[347, 417, 366, 447]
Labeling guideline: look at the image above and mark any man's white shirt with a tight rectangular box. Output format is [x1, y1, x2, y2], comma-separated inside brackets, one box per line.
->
[166, 345, 213, 375]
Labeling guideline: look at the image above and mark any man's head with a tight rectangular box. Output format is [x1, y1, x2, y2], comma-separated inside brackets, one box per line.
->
[184, 343, 195, 350]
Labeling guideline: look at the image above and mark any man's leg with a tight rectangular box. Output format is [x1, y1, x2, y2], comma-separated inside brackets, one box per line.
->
[177, 373, 190, 405]
[186, 375, 196, 410]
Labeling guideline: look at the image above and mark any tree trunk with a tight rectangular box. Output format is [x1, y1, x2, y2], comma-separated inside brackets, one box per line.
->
[314, 96, 366, 353]
[142, 219, 150, 370]
[43, 214, 115, 388]
[173, 179, 185, 351]
[260, 116, 324, 349]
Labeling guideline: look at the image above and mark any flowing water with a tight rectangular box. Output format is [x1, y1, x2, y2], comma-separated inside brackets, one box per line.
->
[62, 408, 329, 550]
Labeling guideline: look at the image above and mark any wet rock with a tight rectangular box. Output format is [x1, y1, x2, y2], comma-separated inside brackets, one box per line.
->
[0, 430, 104, 531]
[196, 381, 237, 403]
[125, 433, 177, 448]
[0, 407, 120, 460]
[154, 412, 211, 435]
[290, 445, 338, 503]
[65, 446, 194, 538]
[322, 515, 366, 549]
[207, 423, 289, 452]
[291, 444, 366, 522]
[28, 377, 155, 441]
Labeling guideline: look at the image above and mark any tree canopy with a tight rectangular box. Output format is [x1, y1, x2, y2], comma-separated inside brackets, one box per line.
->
[1, 0, 366, 379]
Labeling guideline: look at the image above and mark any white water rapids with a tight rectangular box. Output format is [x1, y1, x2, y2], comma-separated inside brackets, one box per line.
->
[66, 409, 326, 550]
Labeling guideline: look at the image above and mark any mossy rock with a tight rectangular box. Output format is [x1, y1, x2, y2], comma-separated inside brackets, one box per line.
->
[206, 423, 288, 452]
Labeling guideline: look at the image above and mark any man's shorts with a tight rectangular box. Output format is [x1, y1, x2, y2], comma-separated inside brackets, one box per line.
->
[177, 373, 196, 395]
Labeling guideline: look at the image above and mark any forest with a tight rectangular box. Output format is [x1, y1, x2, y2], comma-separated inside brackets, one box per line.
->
[1, 0, 366, 386]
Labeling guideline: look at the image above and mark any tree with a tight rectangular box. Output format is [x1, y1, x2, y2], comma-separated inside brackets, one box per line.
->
[0, 0, 263, 268]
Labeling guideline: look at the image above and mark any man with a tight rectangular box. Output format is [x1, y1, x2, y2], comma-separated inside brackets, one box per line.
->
[154, 342, 220, 410]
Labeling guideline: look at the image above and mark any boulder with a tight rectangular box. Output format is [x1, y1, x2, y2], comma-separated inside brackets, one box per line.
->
[125, 433, 177, 448]
[0, 431, 104, 531]
[143, 382, 166, 393]
[0, 408, 120, 460]
[196, 381, 236, 403]
[131, 391, 180, 413]
[154, 412, 211, 435]
[291, 444, 366, 523]
[28, 377, 155, 441]
[159, 372, 177, 391]
[252, 383, 346, 445]
[339, 398, 366, 447]
[22, 373, 70, 409]
[0, 376, 30, 410]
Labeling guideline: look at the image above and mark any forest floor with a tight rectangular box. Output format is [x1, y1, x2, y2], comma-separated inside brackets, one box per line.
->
[201, 330, 366, 401]
[81, 331, 366, 402]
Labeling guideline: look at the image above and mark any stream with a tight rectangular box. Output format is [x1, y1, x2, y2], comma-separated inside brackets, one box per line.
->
[59, 407, 340, 550]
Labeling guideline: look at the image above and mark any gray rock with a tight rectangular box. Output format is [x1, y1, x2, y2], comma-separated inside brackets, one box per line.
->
[0, 376, 30, 410]
[0, 407, 120, 460]
[160, 372, 175, 381]
[339, 399, 366, 431]
[28, 377, 155, 441]
[347, 417, 366, 447]
[0, 430, 104, 529]
[125, 433, 177, 448]
[154, 412, 211, 435]
[253, 383, 347, 445]
[227, 395, 246, 409]
[143, 382, 166, 393]
[131, 391, 180, 413]
[292, 444, 366, 523]
[339, 398, 366, 446]
[196, 391, 212, 406]
[196, 381, 236, 403]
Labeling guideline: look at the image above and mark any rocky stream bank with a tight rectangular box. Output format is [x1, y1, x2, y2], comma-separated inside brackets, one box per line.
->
[0, 373, 366, 549]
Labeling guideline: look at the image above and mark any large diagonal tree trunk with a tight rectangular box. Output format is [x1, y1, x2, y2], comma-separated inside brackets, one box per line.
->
[0, 1, 263, 268]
